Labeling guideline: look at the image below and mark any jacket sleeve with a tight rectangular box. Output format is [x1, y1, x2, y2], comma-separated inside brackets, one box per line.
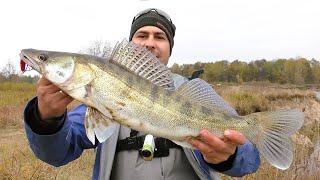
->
[218, 140, 260, 176]
[24, 97, 97, 167]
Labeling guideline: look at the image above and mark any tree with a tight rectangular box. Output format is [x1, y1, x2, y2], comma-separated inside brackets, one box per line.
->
[1, 60, 17, 80]
[180, 64, 195, 77]
[296, 58, 314, 84]
[311, 59, 320, 83]
[227, 60, 248, 83]
[203, 61, 229, 83]
[0, 72, 5, 81]
[165, 57, 319, 85]
[80, 40, 112, 57]
[170, 63, 182, 74]
[252, 59, 268, 81]
[266, 59, 286, 83]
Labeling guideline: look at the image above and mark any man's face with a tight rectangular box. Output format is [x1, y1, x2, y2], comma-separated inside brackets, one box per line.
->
[132, 26, 170, 65]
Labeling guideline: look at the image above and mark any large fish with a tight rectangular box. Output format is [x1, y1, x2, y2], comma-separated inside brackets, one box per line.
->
[20, 40, 304, 170]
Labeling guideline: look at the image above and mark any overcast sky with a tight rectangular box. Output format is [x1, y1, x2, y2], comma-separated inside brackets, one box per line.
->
[0, 0, 319, 75]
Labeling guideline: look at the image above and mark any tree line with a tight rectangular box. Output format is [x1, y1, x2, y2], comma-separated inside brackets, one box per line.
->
[1, 41, 319, 86]
[171, 58, 320, 84]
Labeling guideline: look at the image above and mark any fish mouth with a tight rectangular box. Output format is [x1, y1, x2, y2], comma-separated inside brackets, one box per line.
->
[20, 50, 41, 72]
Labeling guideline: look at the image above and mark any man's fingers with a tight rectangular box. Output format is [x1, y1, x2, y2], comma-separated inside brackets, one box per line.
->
[223, 129, 246, 145]
[51, 91, 72, 101]
[199, 129, 225, 150]
[44, 92, 73, 111]
[188, 129, 246, 164]
[36, 77, 73, 119]
[56, 90, 74, 104]
[55, 96, 74, 108]
[37, 77, 52, 87]
[38, 84, 61, 94]
[188, 138, 231, 164]
[37, 77, 61, 95]
[64, 96, 74, 105]
[188, 138, 214, 154]
[203, 150, 230, 162]
[199, 129, 238, 155]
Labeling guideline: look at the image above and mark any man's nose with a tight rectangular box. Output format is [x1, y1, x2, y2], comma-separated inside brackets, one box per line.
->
[143, 37, 156, 51]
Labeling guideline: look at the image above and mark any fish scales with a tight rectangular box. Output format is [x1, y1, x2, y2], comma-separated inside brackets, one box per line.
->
[20, 39, 304, 170]
[72, 53, 188, 138]
[99, 65, 260, 141]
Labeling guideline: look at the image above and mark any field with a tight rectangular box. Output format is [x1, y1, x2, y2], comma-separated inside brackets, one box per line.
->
[214, 84, 320, 180]
[0, 81, 319, 179]
[0, 82, 95, 179]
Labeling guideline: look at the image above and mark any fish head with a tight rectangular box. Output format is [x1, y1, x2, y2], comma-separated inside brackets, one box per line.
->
[20, 49, 76, 85]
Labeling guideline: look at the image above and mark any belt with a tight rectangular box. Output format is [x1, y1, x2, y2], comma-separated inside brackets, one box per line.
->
[116, 135, 182, 158]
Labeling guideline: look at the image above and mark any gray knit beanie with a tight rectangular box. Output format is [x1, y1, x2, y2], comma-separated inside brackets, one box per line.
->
[129, 8, 176, 54]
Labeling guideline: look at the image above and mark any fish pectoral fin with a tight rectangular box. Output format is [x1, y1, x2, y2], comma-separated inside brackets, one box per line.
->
[85, 107, 117, 144]
[175, 78, 238, 116]
[252, 109, 304, 170]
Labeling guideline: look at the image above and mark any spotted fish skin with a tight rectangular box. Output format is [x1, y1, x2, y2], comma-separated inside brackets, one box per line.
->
[20, 40, 304, 170]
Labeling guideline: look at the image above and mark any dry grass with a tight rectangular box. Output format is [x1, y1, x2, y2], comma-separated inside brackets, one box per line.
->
[215, 84, 320, 180]
[0, 129, 95, 179]
[0, 82, 95, 179]
[0, 82, 35, 128]
[0, 82, 319, 179]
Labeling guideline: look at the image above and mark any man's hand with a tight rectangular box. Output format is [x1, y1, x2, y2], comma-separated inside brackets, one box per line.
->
[37, 77, 73, 120]
[188, 129, 246, 164]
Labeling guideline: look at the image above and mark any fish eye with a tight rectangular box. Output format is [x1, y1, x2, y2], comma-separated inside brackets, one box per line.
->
[38, 54, 48, 61]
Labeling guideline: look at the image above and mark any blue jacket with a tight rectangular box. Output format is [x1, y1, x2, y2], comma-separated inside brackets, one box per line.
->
[24, 97, 260, 179]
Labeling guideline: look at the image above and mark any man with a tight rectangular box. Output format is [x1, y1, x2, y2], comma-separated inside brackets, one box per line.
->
[24, 8, 260, 180]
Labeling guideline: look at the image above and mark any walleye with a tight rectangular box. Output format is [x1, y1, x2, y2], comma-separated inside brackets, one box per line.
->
[20, 40, 304, 170]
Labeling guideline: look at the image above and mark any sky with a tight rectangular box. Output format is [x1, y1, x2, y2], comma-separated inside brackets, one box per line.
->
[0, 0, 319, 75]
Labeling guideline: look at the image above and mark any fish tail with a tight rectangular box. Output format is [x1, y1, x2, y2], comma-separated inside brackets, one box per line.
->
[251, 109, 304, 170]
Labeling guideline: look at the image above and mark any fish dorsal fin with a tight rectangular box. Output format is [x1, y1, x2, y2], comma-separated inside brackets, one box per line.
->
[109, 39, 174, 90]
[176, 78, 238, 116]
